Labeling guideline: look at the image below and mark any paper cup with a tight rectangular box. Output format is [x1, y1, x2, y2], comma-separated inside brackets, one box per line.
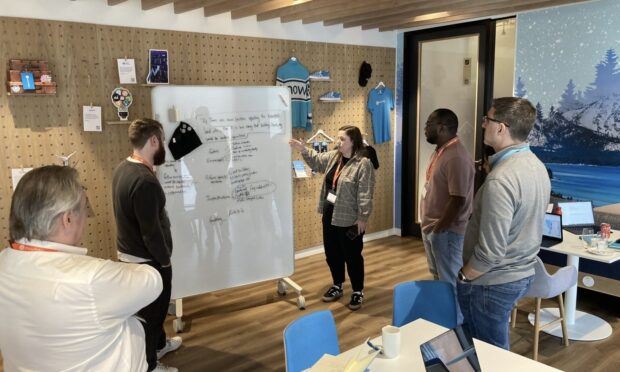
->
[382, 325, 401, 359]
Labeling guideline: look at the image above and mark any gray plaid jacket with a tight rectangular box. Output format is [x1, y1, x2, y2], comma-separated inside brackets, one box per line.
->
[302, 149, 375, 227]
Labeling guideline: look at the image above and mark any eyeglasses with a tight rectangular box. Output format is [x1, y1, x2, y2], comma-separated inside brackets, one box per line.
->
[482, 115, 509, 127]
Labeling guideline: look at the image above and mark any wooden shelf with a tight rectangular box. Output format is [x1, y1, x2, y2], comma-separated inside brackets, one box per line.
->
[7, 92, 56, 96]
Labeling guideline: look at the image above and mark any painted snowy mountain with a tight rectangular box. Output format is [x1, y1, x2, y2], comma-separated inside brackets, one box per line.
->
[562, 95, 620, 138]
[528, 95, 620, 165]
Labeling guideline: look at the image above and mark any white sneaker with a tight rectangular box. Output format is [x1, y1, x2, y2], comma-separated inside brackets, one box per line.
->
[157, 336, 182, 359]
[153, 362, 178, 372]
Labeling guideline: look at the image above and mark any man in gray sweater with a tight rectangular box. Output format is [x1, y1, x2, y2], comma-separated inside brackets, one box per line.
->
[456, 97, 550, 350]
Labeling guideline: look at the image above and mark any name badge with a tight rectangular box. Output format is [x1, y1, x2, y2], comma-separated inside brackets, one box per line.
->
[326, 190, 337, 204]
[421, 182, 428, 199]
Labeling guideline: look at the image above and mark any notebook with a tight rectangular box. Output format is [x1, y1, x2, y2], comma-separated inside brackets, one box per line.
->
[420, 325, 481, 372]
[558, 201, 597, 235]
[541, 213, 563, 248]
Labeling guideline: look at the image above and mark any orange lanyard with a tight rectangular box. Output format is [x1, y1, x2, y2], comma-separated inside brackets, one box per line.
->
[426, 137, 459, 182]
[332, 160, 345, 190]
[130, 153, 155, 174]
[10, 242, 58, 252]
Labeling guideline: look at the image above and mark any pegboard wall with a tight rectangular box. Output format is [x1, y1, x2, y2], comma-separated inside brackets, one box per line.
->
[0, 16, 395, 259]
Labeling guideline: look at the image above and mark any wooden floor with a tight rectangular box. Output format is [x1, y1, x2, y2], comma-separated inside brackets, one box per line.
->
[2, 236, 619, 371]
[159, 236, 620, 372]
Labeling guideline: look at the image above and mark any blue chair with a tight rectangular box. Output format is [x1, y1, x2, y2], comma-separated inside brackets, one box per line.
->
[283, 309, 340, 372]
[392, 280, 457, 328]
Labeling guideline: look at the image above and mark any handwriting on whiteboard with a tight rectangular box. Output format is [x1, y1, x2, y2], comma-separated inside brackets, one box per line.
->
[159, 109, 285, 218]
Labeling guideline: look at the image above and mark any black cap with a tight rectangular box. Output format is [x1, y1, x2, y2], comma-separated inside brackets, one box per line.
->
[359, 61, 372, 87]
[168, 121, 203, 160]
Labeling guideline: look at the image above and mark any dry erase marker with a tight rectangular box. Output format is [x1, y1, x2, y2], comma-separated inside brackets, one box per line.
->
[366, 339, 383, 354]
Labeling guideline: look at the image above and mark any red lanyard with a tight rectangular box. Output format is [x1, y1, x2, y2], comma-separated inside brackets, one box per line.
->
[425, 137, 459, 182]
[130, 153, 155, 174]
[10, 242, 58, 252]
[332, 160, 345, 190]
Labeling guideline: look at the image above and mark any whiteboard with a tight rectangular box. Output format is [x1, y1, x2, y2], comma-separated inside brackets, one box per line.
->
[151, 86, 294, 300]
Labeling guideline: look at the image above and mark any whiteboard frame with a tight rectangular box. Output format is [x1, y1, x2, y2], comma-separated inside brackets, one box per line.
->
[151, 85, 295, 300]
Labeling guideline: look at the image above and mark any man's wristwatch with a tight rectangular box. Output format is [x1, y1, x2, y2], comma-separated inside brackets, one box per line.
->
[458, 268, 472, 283]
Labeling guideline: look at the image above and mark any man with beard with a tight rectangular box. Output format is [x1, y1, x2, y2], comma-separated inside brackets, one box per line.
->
[420, 109, 474, 324]
[113, 118, 181, 372]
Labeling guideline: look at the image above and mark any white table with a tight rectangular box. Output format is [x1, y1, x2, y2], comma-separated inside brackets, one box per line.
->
[537, 230, 619, 341]
[337, 319, 560, 371]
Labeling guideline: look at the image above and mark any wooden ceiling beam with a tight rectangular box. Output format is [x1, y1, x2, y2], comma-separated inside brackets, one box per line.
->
[326, 0, 490, 28]
[298, 0, 429, 25]
[257, 0, 338, 21]
[102, 0, 593, 33]
[173, 0, 211, 14]
[141, 0, 175, 11]
[202, 0, 265, 17]
[280, 0, 396, 23]
[346, 0, 508, 29]
[232, 0, 312, 20]
[379, 0, 587, 31]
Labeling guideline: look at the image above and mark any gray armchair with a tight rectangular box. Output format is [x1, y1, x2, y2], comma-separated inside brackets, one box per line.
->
[511, 256, 577, 360]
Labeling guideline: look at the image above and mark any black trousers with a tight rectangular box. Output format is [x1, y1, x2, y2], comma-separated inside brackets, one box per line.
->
[322, 211, 365, 292]
[139, 262, 172, 371]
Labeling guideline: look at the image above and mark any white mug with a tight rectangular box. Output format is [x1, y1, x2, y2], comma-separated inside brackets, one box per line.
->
[382, 325, 401, 359]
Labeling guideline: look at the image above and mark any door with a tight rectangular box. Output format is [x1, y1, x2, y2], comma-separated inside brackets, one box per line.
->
[402, 21, 495, 236]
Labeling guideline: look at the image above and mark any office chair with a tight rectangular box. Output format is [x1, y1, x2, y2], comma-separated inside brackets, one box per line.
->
[392, 280, 457, 328]
[283, 309, 340, 372]
[511, 256, 577, 360]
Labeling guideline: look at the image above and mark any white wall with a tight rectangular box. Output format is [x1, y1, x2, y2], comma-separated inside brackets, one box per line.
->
[0, 0, 395, 48]
[493, 19, 517, 97]
[415, 36, 480, 221]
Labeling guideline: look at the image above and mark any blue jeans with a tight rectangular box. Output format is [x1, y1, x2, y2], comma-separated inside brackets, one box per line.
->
[422, 230, 464, 324]
[457, 276, 533, 350]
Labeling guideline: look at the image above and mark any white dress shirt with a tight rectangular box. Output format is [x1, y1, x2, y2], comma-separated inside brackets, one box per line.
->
[0, 239, 163, 372]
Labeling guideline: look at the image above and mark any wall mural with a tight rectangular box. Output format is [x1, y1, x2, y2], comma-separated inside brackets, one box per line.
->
[516, 0, 620, 207]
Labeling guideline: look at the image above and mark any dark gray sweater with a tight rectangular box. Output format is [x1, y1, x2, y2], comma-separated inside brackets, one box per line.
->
[112, 160, 173, 266]
[463, 144, 550, 285]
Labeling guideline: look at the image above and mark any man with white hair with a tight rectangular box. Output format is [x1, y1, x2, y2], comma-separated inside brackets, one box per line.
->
[0, 165, 162, 371]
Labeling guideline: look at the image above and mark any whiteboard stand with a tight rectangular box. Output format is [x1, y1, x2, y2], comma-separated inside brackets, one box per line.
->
[169, 278, 304, 333]
[278, 277, 305, 309]
[169, 299, 185, 333]
[151, 86, 301, 332]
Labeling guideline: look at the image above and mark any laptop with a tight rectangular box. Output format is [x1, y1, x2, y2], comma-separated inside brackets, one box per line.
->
[558, 201, 597, 235]
[420, 325, 481, 372]
[541, 213, 563, 248]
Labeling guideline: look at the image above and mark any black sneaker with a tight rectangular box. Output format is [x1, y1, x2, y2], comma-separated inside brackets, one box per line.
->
[322, 285, 343, 302]
[348, 291, 364, 310]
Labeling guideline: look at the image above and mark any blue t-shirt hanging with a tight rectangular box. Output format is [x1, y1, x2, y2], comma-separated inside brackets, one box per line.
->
[367, 85, 394, 144]
[276, 58, 312, 131]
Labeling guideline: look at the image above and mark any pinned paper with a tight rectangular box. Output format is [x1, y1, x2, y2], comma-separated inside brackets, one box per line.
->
[11, 168, 33, 191]
[117, 58, 137, 84]
[83, 106, 102, 132]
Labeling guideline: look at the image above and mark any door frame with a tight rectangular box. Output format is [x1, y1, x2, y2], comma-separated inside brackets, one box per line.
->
[401, 20, 496, 237]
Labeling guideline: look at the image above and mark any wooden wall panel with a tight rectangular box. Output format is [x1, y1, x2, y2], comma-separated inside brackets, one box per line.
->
[0, 16, 395, 258]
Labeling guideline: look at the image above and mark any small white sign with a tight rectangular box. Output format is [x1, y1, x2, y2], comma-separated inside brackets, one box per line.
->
[11, 168, 33, 191]
[117, 58, 137, 84]
[83, 105, 102, 132]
